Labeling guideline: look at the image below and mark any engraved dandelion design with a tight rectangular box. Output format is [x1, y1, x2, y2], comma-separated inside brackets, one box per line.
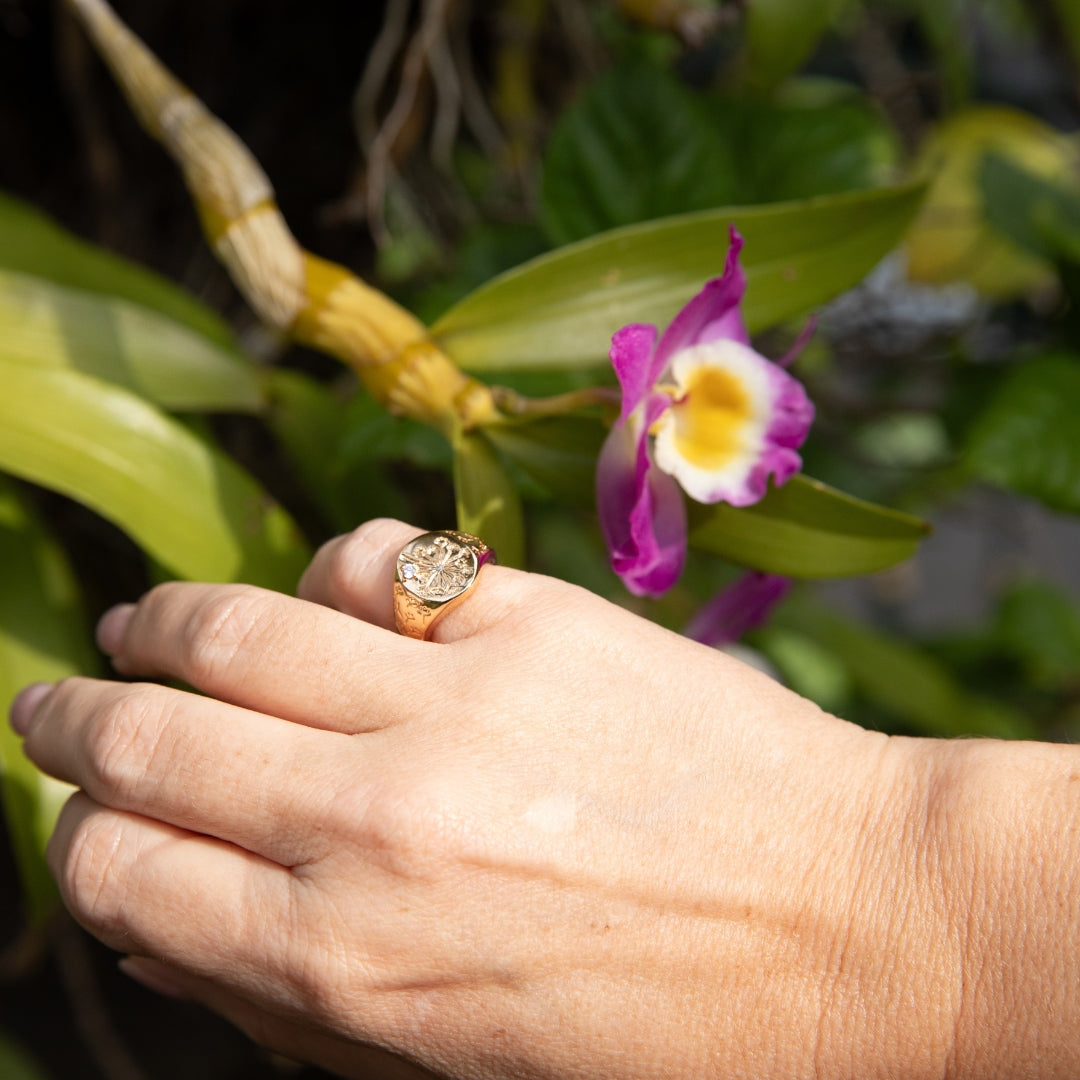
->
[398, 535, 477, 602]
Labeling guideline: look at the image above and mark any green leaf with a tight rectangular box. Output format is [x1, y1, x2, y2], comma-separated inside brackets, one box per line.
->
[688, 475, 930, 578]
[0, 479, 96, 922]
[777, 601, 1030, 739]
[980, 153, 1080, 264]
[485, 416, 606, 505]
[0, 1032, 49, 1080]
[338, 393, 452, 472]
[729, 93, 900, 205]
[757, 626, 853, 712]
[453, 433, 525, 569]
[0, 360, 308, 589]
[0, 270, 262, 412]
[540, 63, 740, 245]
[0, 191, 234, 349]
[742, 0, 852, 90]
[995, 579, 1080, 688]
[266, 370, 355, 529]
[966, 355, 1080, 515]
[432, 183, 926, 372]
[539, 67, 899, 245]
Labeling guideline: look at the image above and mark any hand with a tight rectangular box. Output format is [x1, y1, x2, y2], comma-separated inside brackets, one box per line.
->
[5, 519, 1039, 1078]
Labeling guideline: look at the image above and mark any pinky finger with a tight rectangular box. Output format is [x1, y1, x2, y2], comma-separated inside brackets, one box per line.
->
[47, 793, 292, 998]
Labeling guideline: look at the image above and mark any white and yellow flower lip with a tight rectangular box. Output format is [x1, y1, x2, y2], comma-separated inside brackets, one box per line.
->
[652, 338, 814, 507]
[596, 225, 814, 598]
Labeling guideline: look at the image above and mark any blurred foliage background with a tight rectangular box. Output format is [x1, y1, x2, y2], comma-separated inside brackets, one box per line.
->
[1, 0, 1080, 1076]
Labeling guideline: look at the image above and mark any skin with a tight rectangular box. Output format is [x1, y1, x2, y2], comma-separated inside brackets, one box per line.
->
[7, 517, 1080, 1079]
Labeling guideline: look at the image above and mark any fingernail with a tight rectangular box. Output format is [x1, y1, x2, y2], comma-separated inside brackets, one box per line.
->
[118, 956, 189, 1000]
[96, 603, 135, 656]
[9, 682, 53, 736]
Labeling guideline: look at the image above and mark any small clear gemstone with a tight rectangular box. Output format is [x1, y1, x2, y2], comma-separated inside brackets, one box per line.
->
[401, 563, 417, 579]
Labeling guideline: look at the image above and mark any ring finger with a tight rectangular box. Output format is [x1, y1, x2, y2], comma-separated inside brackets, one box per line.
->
[297, 517, 530, 642]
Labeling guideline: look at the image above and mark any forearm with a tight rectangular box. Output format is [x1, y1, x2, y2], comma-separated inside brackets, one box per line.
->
[923, 738, 1080, 1077]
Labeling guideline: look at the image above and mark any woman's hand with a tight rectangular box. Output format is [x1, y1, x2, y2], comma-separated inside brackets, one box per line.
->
[9, 519, 1078, 1078]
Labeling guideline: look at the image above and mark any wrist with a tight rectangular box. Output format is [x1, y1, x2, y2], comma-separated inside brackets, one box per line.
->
[802, 730, 963, 1078]
[919, 738, 1080, 1079]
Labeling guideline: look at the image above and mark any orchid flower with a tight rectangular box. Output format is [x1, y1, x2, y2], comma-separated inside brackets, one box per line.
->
[596, 227, 815, 597]
[685, 572, 793, 648]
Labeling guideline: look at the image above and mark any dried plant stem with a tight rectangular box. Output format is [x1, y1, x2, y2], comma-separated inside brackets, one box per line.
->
[354, 0, 414, 151]
[452, 5, 508, 165]
[366, 0, 455, 244]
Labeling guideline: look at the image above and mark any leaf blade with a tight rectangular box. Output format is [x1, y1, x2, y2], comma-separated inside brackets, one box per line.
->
[966, 355, 1080, 515]
[432, 184, 926, 372]
[688, 475, 930, 578]
[775, 600, 1030, 738]
[0, 362, 308, 589]
[453, 433, 525, 569]
[0, 479, 95, 922]
[0, 269, 263, 412]
[485, 415, 606, 505]
[0, 190, 235, 348]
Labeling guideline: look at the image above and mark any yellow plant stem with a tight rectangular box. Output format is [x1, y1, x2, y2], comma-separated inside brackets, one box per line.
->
[65, 0, 511, 439]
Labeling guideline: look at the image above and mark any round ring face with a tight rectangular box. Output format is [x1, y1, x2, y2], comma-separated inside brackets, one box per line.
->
[396, 533, 480, 604]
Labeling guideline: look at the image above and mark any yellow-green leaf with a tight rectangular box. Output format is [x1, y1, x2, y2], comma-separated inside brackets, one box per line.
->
[485, 416, 606, 505]
[0, 479, 95, 922]
[0, 190, 234, 348]
[432, 183, 925, 372]
[0, 361, 308, 589]
[0, 270, 262, 412]
[742, 0, 853, 91]
[453, 433, 525, 569]
[688, 475, 930, 578]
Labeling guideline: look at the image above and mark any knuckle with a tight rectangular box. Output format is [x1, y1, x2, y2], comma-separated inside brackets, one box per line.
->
[137, 580, 185, 622]
[332, 519, 408, 584]
[56, 809, 130, 933]
[181, 586, 263, 681]
[323, 537, 361, 600]
[340, 771, 473, 880]
[348, 517, 408, 548]
[86, 686, 168, 800]
[45, 675, 92, 712]
[332, 518, 397, 572]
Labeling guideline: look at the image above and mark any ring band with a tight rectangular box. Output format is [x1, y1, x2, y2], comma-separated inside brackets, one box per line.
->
[393, 530, 496, 641]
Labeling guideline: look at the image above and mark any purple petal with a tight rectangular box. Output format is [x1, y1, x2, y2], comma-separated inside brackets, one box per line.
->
[685, 572, 792, 648]
[610, 323, 660, 425]
[596, 396, 686, 598]
[654, 226, 749, 372]
[775, 315, 818, 370]
[767, 368, 816, 448]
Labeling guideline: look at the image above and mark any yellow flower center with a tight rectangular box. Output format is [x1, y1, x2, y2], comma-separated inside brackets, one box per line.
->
[668, 366, 754, 469]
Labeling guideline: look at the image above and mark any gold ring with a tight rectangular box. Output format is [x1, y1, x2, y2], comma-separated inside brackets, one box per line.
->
[393, 530, 496, 641]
